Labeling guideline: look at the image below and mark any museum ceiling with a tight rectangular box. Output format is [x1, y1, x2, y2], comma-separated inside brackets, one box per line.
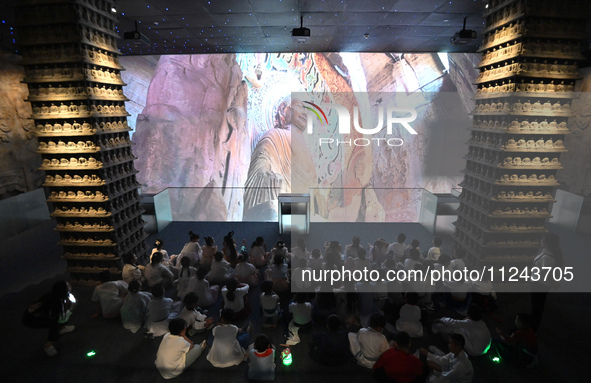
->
[0, 0, 492, 55]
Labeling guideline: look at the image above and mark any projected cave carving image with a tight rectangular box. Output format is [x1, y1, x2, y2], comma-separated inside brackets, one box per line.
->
[128, 52, 480, 222]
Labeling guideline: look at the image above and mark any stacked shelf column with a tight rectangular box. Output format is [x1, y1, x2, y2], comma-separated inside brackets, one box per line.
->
[15, 0, 148, 285]
[453, 0, 587, 266]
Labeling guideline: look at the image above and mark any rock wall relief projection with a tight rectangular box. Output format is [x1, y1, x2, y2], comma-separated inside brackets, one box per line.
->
[129, 53, 481, 222]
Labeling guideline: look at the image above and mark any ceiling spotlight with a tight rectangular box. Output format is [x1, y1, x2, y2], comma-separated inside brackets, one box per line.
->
[485, 3, 489, 9]
[363, 33, 369, 39]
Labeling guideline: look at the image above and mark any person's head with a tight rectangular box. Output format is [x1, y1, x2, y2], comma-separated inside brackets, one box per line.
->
[154, 239, 164, 250]
[394, 331, 411, 351]
[276, 240, 285, 249]
[448, 333, 466, 355]
[254, 334, 271, 353]
[205, 236, 215, 246]
[152, 283, 165, 298]
[273, 253, 283, 265]
[383, 258, 397, 270]
[295, 293, 307, 304]
[515, 313, 532, 329]
[410, 239, 420, 249]
[311, 248, 321, 259]
[327, 314, 341, 331]
[252, 236, 264, 248]
[454, 247, 467, 260]
[405, 292, 420, 305]
[261, 280, 274, 295]
[296, 237, 306, 248]
[180, 256, 191, 268]
[237, 254, 245, 263]
[409, 248, 420, 260]
[225, 278, 238, 301]
[189, 231, 199, 242]
[369, 313, 386, 331]
[438, 254, 451, 267]
[433, 237, 443, 247]
[224, 231, 234, 245]
[151, 251, 163, 265]
[467, 304, 483, 321]
[220, 308, 234, 323]
[358, 247, 367, 260]
[99, 270, 111, 283]
[168, 318, 187, 336]
[196, 266, 208, 280]
[128, 280, 141, 294]
[213, 251, 224, 262]
[52, 280, 70, 299]
[352, 236, 360, 246]
[183, 292, 199, 310]
[295, 258, 306, 269]
[541, 232, 562, 262]
[397, 233, 406, 244]
[123, 252, 137, 265]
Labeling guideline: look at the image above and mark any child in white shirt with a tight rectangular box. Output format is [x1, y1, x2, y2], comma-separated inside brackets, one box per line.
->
[207, 251, 234, 285]
[286, 294, 313, 345]
[91, 271, 128, 319]
[247, 334, 276, 381]
[175, 256, 197, 299]
[426, 237, 443, 262]
[395, 292, 423, 337]
[178, 292, 214, 336]
[155, 318, 206, 379]
[146, 283, 181, 337]
[260, 281, 280, 327]
[120, 280, 152, 333]
[235, 254, 259, 286]
[187, 267, 219, 307]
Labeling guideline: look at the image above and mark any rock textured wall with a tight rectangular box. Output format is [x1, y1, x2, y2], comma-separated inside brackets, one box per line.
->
[0, 51, 44, 200]
[118, 55, 159, 135]
[132, 54, 249, 221]
[558, 67, 591, 196]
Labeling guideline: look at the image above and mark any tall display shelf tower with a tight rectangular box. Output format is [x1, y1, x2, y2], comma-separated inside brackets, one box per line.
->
[14, 0, 148, 285]
[453, 0, 587, 266]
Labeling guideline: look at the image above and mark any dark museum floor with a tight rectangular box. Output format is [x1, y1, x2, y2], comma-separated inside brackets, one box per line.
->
[1, 220, 590, 382]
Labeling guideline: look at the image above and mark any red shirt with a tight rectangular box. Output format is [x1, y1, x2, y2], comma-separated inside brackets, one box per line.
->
[373, 348, 423, 383]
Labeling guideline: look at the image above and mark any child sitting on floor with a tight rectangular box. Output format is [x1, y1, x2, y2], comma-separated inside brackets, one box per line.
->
[395, 292, 423, 337]
[286, 293, 313, 345]
[247, 334, 276, 381]
[178, 292, 214, 336]
[155, 318, 206, 379]
[234, 254, 259, 287]
[187, 267, 219, 307]
[260, 281, 280, 327]
[146, 283, 181, 337]
[208, 251, 234, 285]
[120, 280, 152, 333]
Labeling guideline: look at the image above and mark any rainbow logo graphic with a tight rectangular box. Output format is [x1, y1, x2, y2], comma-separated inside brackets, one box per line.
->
[303, 101, 328, 125]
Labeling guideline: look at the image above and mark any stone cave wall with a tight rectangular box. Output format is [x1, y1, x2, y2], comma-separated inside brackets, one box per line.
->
[0, 51, 44, 200]
[118, 55, 159, 135]
[557, 66, 591, 196]
[132, 54, 249, 221]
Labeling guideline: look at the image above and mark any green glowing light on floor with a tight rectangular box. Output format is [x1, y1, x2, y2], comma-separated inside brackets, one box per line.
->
[281, 349, 293, 366]
[492, 356, 501, 363]
[483, 340, 492, 354]
[86, 350, 96, 357]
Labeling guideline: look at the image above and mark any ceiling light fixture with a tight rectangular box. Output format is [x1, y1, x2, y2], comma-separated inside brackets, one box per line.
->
[292, 16, 310, 44]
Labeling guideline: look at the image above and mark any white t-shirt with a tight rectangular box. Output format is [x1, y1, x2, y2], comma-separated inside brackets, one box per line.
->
[145, 263, 174, 287]
[427, 246, 441, 261]
[289, 302, 313, 325]
[260, 293, 279, 315]
[91, 280, 128, 315]
[121, 291, 152, 333]
[207, 324, 244, 367]
[235, 262, 257, 281]
[178, 307, 208, 330]
[387, 242, 407, 259]
[221, 284, 249, 312]
[155, 333, 191, 379]
[122, 264, 143, 284]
